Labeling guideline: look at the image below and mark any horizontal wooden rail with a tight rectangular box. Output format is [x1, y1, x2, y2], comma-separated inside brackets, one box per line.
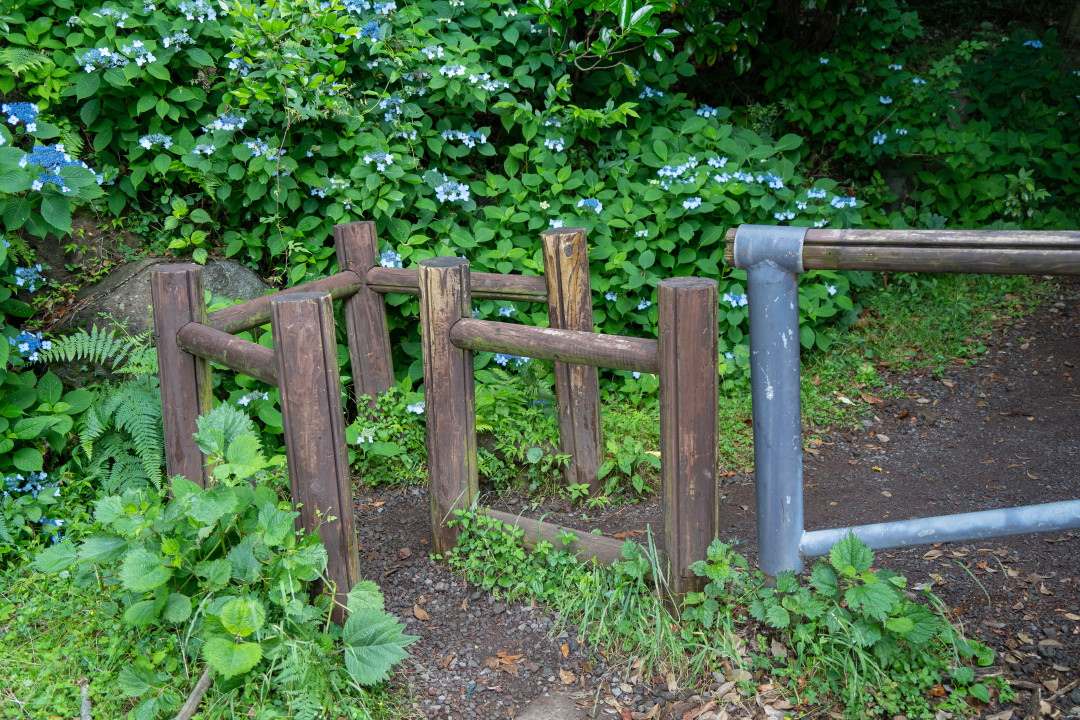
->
[207, 271, 364, 334]
[366, 267, 549, 303]
[448, 319, 660, 373]
[176, 322, 278, 386]
[483, 509, 629, 565]
[723, 228, 1080, 275]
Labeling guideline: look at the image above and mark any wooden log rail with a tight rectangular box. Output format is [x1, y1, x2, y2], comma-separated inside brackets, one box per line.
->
[448, 319, 660, 373]
[723, 228, 1080, 275]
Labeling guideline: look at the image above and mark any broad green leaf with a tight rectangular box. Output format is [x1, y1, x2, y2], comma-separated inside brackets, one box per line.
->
[219, 597, 265, 637]
[36, 371, 62, 404]
[33, 541, 78, 572]
[78, 534, 128, 563]
[119, 548, 173, 593]
[347, 580, 385, 613]
[13, 448, 43, 472]
[195, 558, 232, 587]
[118, 664, 160, 697]
[203, 638, 262, 678]
[257, 503, 295, 547]
[342, 608, 418, 685]
[123, 599, 160, 626]
[828, 532, 873, 577]
[884, 616, 914, 635]
[843, 581, 897, 622]
[163, 593, 192, 623]
[808, 563, 838, 598]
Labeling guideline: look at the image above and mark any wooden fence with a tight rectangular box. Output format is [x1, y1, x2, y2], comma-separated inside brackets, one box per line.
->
[153, 220, 721, 611]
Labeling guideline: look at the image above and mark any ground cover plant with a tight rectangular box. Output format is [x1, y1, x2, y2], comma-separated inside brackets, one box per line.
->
[0, 0, 1077, 716]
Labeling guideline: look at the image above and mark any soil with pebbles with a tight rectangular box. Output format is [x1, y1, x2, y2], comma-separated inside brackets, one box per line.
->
[352, 278, 1080, 720]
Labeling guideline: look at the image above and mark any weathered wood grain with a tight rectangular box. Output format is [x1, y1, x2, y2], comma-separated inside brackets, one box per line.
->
[206, 271, 363, 335]
[335, 221, 395, 409]
[176, 323, 278, 386]
[449, 320, 660, 373]
[367, 267, 549, 303]
[270, 291, 359, 624]
[723, 227, 1080, 274]
[541, 227, 602, 494]
[659, 277, 719, 595]
[151, 265, 212, 487]
[419, 258, 478, 555]
[482, 509, 630, 565]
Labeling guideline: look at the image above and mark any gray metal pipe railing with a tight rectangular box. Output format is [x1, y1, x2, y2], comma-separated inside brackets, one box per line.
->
[734, 223, 1080, 574]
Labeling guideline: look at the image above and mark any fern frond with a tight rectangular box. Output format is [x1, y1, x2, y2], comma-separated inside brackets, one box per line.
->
[0, 47, 51, 75]
[58, 126, 85, 157]
[0, 513, 12, 544]
[168, 160, 221, 199]
[104, 383, 164, 488]
[80, 404, 106, 461]
[37, 326, 152, 372]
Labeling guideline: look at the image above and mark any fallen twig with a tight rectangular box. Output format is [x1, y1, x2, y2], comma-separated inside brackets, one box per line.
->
[172, 666, 214, 720]
[79, 679, 92, 720]
[1048, 678, 1080, 703]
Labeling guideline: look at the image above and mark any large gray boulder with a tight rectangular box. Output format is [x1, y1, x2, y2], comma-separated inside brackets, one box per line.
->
[61, 258, 272, 336]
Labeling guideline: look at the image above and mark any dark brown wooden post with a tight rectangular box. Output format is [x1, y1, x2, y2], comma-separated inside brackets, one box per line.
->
[334, 221, 395, 409]
[419, 258, 478, 555]
[270, 291, 359, 623]
[659, 277, 719, 594]
[151, 264, 213, 487]
[541, 227, 603, 494]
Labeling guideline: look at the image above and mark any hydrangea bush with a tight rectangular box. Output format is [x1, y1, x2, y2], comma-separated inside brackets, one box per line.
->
[1, 0, 863, 390]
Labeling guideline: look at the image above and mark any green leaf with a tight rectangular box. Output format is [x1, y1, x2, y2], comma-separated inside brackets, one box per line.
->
[37, 371, 62, 405]
[76, 72, 100, 100]
[40, 193, 72, 233]
[951, 666, 975, 684]
[347, 580, 385, 613]
[13, 448, 43, 472]
[808, 563, 839, 598]
[828, 532, 873, 577]
[61, 388, 94, 414]
[204, 638, 262, 678]
[195, 558, 232, 588]
[969, 683, 991, 703]
[119, 548, 173, 593]
[118, 664, 160, 697]
[843, 581, 897, 622]
[764, 603, 790, 629]
[343, 607, 418, 685]
[163, 593, 192, 623]
[884, 616, 914, 635]
[4, 196, 31, 229]
[0, 171, 30, 193]
[123, 599, 160, 626]
[78, 534, 128, 564]
[189, 208, 212, 223]
[849, 617, 882, 647]
[187, 47, 214, 66]
[226, 535, 262, 583]
[257, 503, 295, 547]
[33, 541, 78, 572]
[219, 597, 265, 637]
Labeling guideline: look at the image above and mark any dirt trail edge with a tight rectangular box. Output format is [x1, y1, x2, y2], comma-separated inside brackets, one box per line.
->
[353, 278, 1080, 720]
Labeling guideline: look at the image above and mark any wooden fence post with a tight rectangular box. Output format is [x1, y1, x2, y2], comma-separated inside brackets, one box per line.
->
[151, 264, 213, 487]
[541, 227, 603, 494]
[659, 277, 719, 594]
[270, 291, 359, 623]
[419, 258, 478, 555]
[335, 221, 395, 409]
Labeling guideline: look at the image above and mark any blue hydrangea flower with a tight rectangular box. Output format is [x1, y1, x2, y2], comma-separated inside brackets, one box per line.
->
[363, 151, 394, 170]
[439, 64, 466, 77]
[379, 250, 403, 268]
[707, 156, 728, 169]
[879, 96, 893, 105]
[911, 77, 926, 85]
[406, 401, 425, 414]
[872, 131, 886, 145]
[1023, 40, 1043, 48]
[435, 176, 470, 203]
[722, 292, 748, 308]
[577, 198, 602, 215]
[605, 291, 618, 301]
[887, 63, 902, 71]
[139, 133, 173, 150]
[819, 56, 829, 64]
[637, 299, 651, 311]
[632, 371, 641, 379]
[442, 129, 487, 149]
[696, 104, 718, 118]
[774, 210, 795, 221]
[638, 86, 663, 100]
[421, 45, 445, 60]
[544, 137, 565, 152]
[161, 31, 194, 48]
[206, 113, 247, 132]
[807, 188, 827, 200]
[494, 353, 511, 366]
[895, 128, 908, 136]
[683, 197, 702, 210]
[178, 0, 216, 21]
[3, 102, 39, 130]
[498, 306, 515, 317]
[549, 218, 563, 228]
[544, 117, 562, 127]
[827, 285, 837, 296]
[830, 195, 857, 209]
[724, 351, 734, 360]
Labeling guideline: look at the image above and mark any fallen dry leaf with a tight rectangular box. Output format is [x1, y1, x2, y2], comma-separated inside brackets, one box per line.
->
[559, 669, 576, 685]
[772, 699, 794, 710]
[613, 530, 644, 539]
[985, 711, 1013, 720]
[941, 379, 954, 388]
[916, 398, 931, 404]
[923, 549, 944, 560]
[1042, 678, 1058, 693]
[413, 604, 429, 621]
[561, 643, 569, 658]
[682, 700, 716, 720]
[770, 639, 788, 658]
[837, 395, 854, 405]
[861, 393, 883, 404]
[1017, 632, 1034, 645]
[1062, 612, 1080, 621]
[1038, 638, 1062, 647]
[876, 433, 890, 442]
[666, 671, 679, 693]
[1040, 583, 1053, 596]
[882, 491, 892, 497]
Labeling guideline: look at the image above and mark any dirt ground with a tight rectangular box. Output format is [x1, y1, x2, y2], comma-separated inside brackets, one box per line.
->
[352, 278, 1080, 720]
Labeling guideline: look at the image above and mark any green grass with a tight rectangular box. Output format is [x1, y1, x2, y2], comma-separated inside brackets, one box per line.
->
[0, 567, 412, 720]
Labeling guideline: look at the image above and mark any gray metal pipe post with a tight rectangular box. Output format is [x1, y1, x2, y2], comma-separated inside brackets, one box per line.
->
[735, 225, 809, 576]
[801, 499, 1080, 557]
